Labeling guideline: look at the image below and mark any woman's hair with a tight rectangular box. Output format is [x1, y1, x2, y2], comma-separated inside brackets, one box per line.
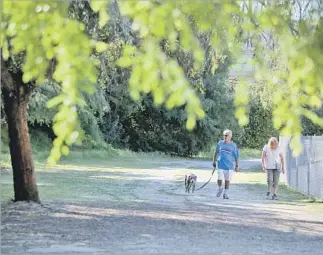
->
[268, 137, 279, 148]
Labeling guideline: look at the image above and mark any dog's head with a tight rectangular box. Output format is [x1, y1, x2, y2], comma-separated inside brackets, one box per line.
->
[187, 174, 197, 182]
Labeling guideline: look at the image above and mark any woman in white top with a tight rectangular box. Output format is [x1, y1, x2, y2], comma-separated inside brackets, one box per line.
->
[261, 137, 285, 200]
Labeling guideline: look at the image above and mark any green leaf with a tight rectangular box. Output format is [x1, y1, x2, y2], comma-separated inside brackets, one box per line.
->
[196, 108, 205, 118]
[153, 88, 165, 105]
[2, 39, 10, 60]
[309, 96, 321, 108]
[96, 42, 108, 53]
[22, 72, 33, 83]
[116, 56, 133, 67]
[130, 90, 140, 101]
[186, 116, 196, 130]
[90, 0, 106, 12]
[46, 95, 65, 108]
[290, 137, 302, 157]
[99, 8, 109, 28]
[61, 145, 70, 156]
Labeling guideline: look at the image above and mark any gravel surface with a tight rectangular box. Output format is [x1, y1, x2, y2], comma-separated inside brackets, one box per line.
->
[2, 159, 323, 254]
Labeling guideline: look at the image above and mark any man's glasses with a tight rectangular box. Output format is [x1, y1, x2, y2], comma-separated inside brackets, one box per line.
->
[224, 134, 228, 137]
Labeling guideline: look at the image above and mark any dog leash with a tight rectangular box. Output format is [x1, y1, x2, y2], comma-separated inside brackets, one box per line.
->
[195, 167, 216, 191]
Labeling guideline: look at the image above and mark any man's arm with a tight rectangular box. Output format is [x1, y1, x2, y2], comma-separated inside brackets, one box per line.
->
[212, 152, 217, 168]
[234, 145, 239, 172]
[213, 142, 220, 168]
[234, 158, 239, 172]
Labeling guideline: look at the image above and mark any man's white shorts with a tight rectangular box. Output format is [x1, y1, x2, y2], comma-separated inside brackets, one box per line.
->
[217, 169, 234, 181]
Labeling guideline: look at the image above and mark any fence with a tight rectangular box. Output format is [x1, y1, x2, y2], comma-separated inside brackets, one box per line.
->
[279, 136, 323, 201]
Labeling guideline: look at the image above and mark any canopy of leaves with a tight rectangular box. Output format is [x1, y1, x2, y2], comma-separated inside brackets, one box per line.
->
[2, 0, 323, 161]
[79, 0, 323, 156]
[2, 1, 109, 164]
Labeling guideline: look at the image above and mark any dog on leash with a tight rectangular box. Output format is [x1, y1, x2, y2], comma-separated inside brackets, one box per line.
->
[185, 173, 197, 193]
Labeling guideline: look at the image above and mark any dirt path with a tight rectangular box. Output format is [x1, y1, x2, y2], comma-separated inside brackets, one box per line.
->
[1, 159, 323, 254]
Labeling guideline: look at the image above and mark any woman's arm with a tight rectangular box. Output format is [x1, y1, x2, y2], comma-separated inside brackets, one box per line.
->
[279, 152, 285, 174]
[261, 151, 266, 172]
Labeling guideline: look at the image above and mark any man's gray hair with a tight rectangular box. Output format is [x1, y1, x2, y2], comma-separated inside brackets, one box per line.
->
[223, 129, 232, 136]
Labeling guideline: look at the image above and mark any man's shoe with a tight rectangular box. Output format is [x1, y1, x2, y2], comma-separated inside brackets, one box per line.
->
[216, 187, 223, 197]
[223, 193, 229, 199]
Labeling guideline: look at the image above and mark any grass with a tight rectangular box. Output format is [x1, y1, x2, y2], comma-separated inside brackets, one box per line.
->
[279, 183, 322, 203]
[1, 150, 319, 205]
[0, 145, 171, 168]
[1, 128, 164, 166]
[1, 137, 319, 205]
[0, 150, 168, 202]
[0, 168, 142, 202]
[0, 138, 174, 202]
[0, 144, 186, 202]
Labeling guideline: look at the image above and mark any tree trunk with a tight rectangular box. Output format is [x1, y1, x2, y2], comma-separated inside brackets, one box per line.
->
[1, 58, 40, 202]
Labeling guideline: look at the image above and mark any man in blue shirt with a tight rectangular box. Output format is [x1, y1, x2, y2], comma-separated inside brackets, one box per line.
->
[212, 129, 239, 199]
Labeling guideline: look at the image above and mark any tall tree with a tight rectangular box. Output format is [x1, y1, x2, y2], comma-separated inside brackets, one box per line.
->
[1, 1, 105, 201]
[1, 58, 39, 201]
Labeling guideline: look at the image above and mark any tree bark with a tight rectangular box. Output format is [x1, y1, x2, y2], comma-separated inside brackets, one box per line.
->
[1, 58, 40, 202]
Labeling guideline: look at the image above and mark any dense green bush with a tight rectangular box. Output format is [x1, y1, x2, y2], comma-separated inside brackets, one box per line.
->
[239, 99, 279, 149]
